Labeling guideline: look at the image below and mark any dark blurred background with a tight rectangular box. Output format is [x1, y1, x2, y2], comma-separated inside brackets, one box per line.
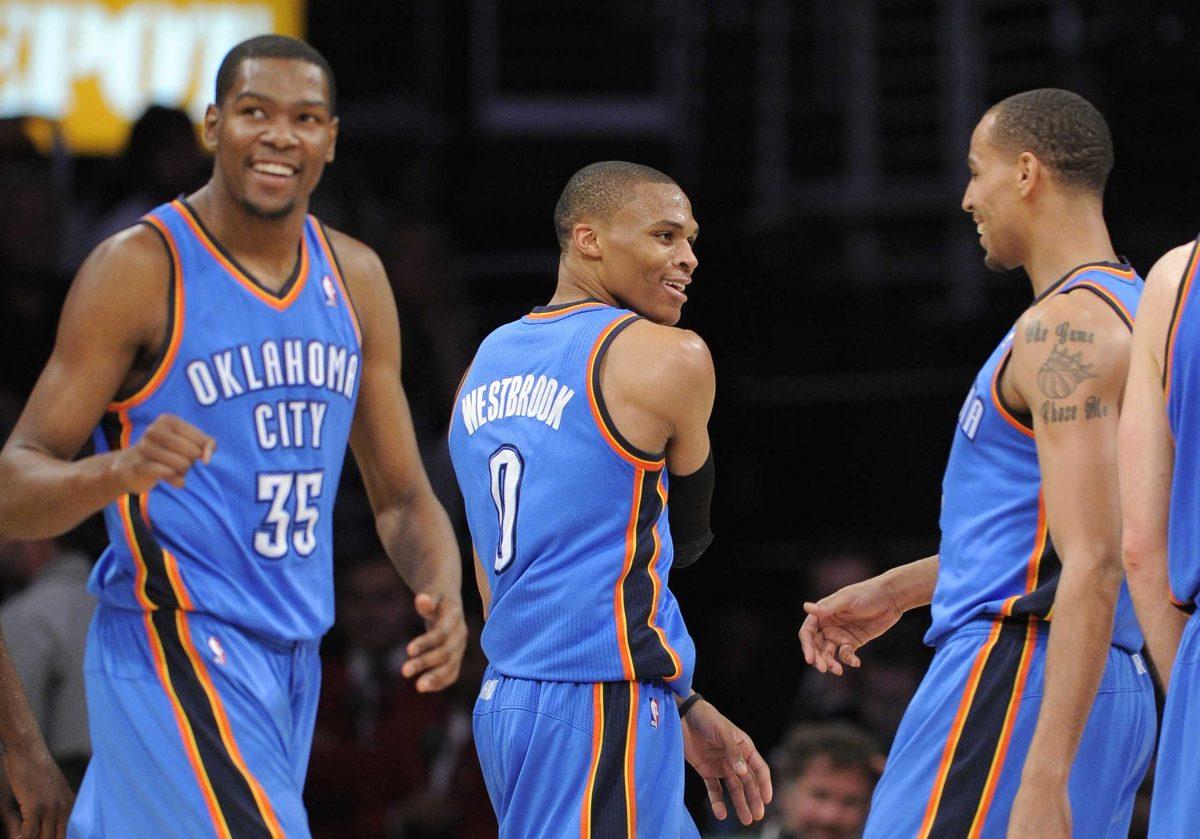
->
[0, 1, 1194, 835]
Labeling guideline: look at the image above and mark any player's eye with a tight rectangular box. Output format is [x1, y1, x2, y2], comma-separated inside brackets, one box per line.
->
[656, 231, 673, 241]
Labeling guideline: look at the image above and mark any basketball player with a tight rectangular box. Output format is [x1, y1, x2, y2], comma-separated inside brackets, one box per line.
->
[449, 162, 771, 837]
[0, 36, 466, 836]
[799, 89, 1155, 837]
[1118, 219, 1200, 834]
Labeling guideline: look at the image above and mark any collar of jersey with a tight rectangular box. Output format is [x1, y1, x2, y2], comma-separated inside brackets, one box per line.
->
[523, 297, 613, 322]
[173, 199, 309, 311]
[1033, 258, 1135, 304]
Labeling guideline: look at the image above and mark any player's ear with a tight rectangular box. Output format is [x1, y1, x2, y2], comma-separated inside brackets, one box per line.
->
[326, 116, 339, 164]
[572, 223, 602, 259]
[1016, 151, 1038, 198]
[202, 104, 220, 153]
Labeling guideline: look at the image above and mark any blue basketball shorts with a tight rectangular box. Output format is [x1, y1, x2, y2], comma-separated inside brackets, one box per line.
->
[865, 617, 1154, 839]
[473, 665, 699, 838]
[68, 604, 320, 838]
[1148, 608, 1200, 837]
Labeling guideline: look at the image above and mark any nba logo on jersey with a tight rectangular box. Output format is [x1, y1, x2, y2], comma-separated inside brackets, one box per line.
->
[207, 635, 227, 667]
[958, 384, 984, 441]
[321, 275, 338, 307]
[650, 696, 660, 729]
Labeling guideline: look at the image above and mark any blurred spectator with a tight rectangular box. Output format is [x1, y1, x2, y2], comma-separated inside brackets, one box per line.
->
[721, 721, 881, 839]
[64, 105, 207, 269]
[0, 538, 95, 788]
[307, 557, 493, 838]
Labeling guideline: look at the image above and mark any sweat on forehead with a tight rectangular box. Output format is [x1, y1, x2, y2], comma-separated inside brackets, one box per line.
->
[553, 161, 679, 252]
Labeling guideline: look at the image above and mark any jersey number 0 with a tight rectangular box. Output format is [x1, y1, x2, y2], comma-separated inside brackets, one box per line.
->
[488, 446, 524, 572]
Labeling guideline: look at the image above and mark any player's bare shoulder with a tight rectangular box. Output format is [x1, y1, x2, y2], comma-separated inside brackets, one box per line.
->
[606, 318, 714, 416]
[62, 222, 173, 354]
[1144, 242, 1196, 315]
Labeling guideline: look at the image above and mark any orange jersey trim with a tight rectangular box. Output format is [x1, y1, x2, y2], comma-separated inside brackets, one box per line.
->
[613, 470, 642, 681]
[580, 683, 605, 838]
[109, 215, 186, 412]
[918, 618, 1004, 837]
[1024, 492, 1049, 593]
[1067, 281, 1133, 327]
[176, 612, 285, 837]
[310, 219, 362, 346]
[989, 348, 1035, 439]
[526, 300, 610, 320]
[586, 315, 666, 470]
[623, 682, 639, 837]
[143, 613, 232, 839]
[114, 413, 156, 611]
[646, 475, 683, 680]
[967, 619, 1038, 836]
[1165, 242, 1200, 400]
[172, 200, 309, 311]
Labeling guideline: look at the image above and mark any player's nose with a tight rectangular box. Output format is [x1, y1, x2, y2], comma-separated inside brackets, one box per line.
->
[677, 240, 698, 273]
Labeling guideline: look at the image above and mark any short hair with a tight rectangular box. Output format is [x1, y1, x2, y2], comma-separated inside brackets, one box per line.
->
[986, 88, 1112, 196]
[770, 722, 880, 785]
[553, 161, 678, 253]
[214, 35, 337, 113]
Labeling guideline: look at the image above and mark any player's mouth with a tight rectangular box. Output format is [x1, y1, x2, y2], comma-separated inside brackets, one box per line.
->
[664, 277, 690, 302]
[250, 160, 299, 181]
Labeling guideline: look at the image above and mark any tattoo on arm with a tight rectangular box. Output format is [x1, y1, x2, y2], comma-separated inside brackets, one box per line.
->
[1025, 320, 1048, 343]
[1055, 321, 1095, 345]
[1037, 345, 1097, 399]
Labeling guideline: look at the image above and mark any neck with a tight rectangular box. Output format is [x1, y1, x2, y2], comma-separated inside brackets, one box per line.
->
[1022, 198, 1117, 298]
[187, 178, 307, 268]
[549, 255, 619, 307]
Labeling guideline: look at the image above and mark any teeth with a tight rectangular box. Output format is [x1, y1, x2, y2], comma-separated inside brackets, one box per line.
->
[254, 162, 295, 176]
[977, 225, 984, 234]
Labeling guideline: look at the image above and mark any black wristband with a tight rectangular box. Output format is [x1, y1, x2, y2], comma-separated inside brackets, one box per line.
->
[678, 692, 703, 718]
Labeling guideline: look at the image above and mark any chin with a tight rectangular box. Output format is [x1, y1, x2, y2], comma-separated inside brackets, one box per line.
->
[239, 195, 296, 220]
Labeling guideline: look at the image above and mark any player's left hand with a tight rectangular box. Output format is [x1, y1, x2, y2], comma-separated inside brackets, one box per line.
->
[402, 592, 467, 693]
[1007, 777, 1070, 839]
[681, 697, 772, 825]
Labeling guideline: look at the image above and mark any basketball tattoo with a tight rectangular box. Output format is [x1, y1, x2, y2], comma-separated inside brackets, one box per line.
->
[1037, 345, 1097, 398]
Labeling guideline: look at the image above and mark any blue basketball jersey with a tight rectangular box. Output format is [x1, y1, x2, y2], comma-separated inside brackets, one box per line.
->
[88, 199, 362, 643]
[929, 263, 1143, 651]
[1165, 238, 1200, 610]
[448, 300, 695, 695]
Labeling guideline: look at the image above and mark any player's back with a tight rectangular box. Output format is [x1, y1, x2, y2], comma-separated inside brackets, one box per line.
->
[449, 299, 694, 693]
[931, 262, 1144, 649]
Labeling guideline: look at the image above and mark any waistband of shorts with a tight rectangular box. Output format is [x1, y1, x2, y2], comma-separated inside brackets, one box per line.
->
[946, 615, 1140, 654]
[95, 602, 318, 655]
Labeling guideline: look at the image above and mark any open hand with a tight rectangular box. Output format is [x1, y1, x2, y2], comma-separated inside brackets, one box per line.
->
[681, 697, 772, 825]
[402, 593, 467, 692]
[799, 576, 902, 675]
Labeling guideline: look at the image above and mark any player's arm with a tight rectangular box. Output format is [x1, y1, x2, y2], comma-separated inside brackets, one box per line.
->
[334, 230, 466, 693]
[606, 323, 771, 824]
[1121, 245, 1191, 687]
[1006, 291, 1131, 837]
[799, 554, 939, 675]
[0, 226, 214, 539]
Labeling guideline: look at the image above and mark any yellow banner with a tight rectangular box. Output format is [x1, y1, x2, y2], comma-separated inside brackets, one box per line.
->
[0, 0, 304, 155]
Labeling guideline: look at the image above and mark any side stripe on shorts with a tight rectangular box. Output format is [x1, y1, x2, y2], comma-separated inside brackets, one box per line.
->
[581, 682, 639, 838]
[145, 610, 284, 838]
[919, 617, 1039, 838]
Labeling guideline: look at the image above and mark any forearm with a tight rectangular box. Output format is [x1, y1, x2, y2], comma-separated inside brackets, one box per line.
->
[1023, 557, 1121, 777]
[1125, 551, 1187, 688]
[376, 487, 462, 601]
[880, 554, 939, 611]
[0, 447, 124, 539]
[0, 626, 48, 757]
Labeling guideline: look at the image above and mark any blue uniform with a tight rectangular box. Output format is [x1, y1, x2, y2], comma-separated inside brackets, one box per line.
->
[449, 299, 698, 838]
[866, 263, 1155, 838]
[69, 199, 361, 838]
[1150, 237, 1200, 837]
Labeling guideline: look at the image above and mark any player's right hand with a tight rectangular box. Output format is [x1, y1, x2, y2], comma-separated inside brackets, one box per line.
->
[3, 741, 73, 839]
[110, 414, 215, 494]
[799, 577, 902, 675]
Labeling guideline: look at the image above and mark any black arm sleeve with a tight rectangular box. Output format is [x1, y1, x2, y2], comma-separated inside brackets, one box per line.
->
[668, 450, 714, 568]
